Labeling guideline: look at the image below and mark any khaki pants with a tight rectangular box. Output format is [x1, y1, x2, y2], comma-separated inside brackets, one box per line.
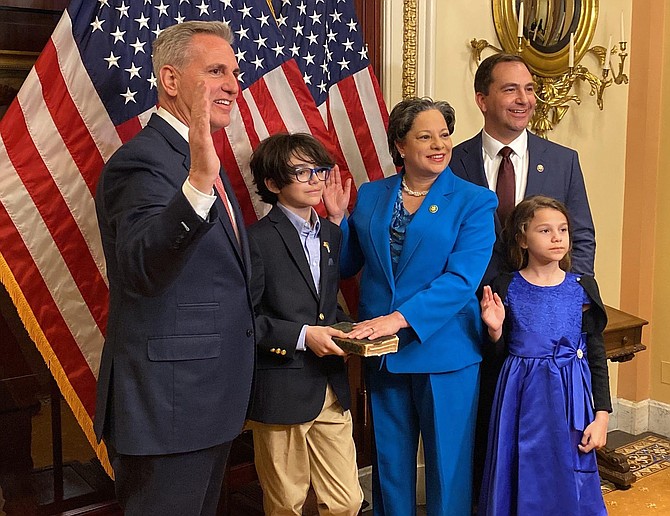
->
[249, 384, 363, 516]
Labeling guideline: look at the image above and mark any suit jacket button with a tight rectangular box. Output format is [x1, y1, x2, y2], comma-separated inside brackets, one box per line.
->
[319, 313, 325, 321]
[246, 329, 253, 337]
[281, 349, 287, 356]
[270, 348, 276, 353]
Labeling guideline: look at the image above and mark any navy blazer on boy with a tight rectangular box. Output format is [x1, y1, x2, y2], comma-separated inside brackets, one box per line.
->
[247, 205, 351, 425]
[450, 130, 596, 284]
[94, 114, 255, 456]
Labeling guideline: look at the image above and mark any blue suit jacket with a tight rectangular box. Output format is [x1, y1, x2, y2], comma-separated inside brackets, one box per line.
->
[340, 168, 497, 374]
[94, 114, 255, 455]
[450, 130, 595, 285]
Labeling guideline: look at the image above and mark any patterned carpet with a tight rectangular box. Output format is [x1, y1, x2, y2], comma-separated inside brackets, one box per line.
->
[601, 434, 670, 494]
[602, 435, 670, 514]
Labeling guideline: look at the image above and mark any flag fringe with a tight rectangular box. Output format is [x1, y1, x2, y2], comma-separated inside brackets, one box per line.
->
[0, 251, 113, 478]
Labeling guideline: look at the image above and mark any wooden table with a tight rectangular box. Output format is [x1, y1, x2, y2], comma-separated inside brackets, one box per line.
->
[596, 306, 648, 489]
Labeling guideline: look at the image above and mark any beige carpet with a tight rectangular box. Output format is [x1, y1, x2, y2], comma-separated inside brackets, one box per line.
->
[603, 435, 670, 514]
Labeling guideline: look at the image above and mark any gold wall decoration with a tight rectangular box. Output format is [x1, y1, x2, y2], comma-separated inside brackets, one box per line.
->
[402, 0, 418, 99]
[470, 0, 628, 138]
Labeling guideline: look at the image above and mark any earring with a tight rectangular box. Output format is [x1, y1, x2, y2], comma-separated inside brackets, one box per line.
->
[400, 153, 405, 158]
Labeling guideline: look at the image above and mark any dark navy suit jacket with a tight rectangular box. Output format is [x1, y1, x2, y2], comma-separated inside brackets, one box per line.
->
[450, 130, 596, 285]
[247, 205, 351, 425]
[94, 114, 255, 455]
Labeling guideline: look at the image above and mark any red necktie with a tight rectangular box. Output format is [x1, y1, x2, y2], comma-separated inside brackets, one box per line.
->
[214, 176, 240, 244]
[496, 146, 515, 226]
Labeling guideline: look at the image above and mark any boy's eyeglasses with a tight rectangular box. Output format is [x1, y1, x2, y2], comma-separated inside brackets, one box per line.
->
[292, 166, 332, 183]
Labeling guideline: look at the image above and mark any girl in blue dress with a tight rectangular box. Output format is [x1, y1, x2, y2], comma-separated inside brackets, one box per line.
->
[479, 196, 611, 516]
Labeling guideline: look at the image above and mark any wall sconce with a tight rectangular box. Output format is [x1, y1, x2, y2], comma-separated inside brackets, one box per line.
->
[470, 1, 628, 138]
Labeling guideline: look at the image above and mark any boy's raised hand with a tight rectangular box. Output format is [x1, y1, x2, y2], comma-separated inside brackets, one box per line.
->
[323, 164, 351, 225]
[481, 285, 505, 342]
[187, 81, 221, 194]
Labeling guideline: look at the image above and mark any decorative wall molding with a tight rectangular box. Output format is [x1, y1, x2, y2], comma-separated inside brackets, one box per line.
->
[416, 0, 436, 99]
[402, 0, 417, 98]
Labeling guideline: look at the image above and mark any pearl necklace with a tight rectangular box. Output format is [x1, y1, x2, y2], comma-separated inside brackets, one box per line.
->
[401, 178, 429, 197]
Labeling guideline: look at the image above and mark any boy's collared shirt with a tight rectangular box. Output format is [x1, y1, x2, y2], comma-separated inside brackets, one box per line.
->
[276, 202, 321, 352]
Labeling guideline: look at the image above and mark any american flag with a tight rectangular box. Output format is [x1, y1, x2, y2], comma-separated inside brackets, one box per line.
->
[0, 0, 393, 471]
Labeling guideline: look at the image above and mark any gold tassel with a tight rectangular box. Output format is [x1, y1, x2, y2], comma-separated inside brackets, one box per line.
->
[0, 252, 113, 478]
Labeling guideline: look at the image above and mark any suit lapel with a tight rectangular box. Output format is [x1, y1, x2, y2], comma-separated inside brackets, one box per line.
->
[455, 132, 488, 187]
[526, 131, 550, 196]
[370, 176, 399, 291]
[395, 169, 455, 278]
[318, 222, 334, 309]
[214, 169, 244, 262]
[270, 206, 319, 301]
[149, 114, 191, 174]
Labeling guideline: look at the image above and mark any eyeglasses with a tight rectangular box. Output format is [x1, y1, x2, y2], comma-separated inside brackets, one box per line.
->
[292, 166, 332, 183]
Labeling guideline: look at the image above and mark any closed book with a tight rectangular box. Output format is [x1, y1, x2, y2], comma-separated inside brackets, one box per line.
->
[330, 322, 399, 357]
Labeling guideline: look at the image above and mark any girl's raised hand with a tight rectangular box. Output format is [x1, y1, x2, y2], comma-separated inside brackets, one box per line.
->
[481, 285, 505, 342]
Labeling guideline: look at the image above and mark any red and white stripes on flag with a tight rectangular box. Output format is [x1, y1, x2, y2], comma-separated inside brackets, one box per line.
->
[0, 0, 393, 473]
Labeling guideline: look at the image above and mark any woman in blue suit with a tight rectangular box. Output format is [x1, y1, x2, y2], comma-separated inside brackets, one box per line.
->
[325, 98, 497, 515]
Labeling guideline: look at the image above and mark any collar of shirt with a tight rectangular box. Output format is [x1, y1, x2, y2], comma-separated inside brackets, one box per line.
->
[156, 107, 190, 142]
[482, 129, 528, 161]
[277, 203, 321, 237]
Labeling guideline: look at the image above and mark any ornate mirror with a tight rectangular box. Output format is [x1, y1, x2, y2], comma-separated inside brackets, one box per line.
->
[492, 0, 599, 77]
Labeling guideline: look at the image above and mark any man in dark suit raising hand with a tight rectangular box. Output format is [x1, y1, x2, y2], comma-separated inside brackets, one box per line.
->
[94, 21, 254, 516]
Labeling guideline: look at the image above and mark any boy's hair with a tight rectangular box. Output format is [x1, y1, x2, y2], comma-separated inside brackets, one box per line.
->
[504, 195, 572, 271]
[250, 133, 335, 205]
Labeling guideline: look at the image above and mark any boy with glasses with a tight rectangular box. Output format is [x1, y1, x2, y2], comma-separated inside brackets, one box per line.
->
[246, 133, 363, 516]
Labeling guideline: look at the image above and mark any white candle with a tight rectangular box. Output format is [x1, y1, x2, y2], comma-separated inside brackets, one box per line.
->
[517, 2, 524, 38]
[569, 33, 574, 68]
[604, 35, 612, 70]
[620, 11, 625, 42]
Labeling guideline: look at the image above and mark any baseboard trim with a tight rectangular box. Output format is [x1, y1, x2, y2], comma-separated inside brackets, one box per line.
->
[611, 398, 670, 438]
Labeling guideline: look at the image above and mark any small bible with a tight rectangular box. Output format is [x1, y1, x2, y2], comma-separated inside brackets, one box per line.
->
[330, 322, 399, 357]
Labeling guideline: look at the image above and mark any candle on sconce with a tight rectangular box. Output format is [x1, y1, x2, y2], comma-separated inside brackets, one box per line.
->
[620, 11, 625, 42]
[517, 2, 524, 38]
[604, 35, 612, 71]
[569, 33, 574, 68]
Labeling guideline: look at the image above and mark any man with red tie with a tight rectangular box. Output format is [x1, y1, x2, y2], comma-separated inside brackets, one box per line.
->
[94, 21, 255, 515]
[449, 53, 596, 506]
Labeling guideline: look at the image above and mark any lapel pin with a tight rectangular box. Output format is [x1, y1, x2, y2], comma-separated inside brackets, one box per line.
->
[323, 241, 330, 253]
[537, 164, 544, 173]
[429, 205, 438, 213]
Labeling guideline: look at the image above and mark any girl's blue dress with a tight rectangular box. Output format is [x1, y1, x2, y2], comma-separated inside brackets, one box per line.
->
[479, 272, 607, 516]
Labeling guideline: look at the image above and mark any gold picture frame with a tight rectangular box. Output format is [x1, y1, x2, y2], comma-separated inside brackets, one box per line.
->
[493, 0, 599, 78]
